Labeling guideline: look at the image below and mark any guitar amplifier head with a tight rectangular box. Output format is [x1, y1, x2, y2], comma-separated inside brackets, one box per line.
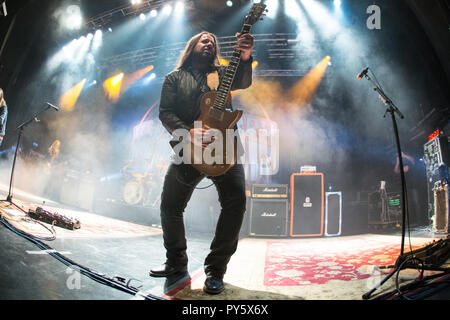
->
[251, 184, 288, 198]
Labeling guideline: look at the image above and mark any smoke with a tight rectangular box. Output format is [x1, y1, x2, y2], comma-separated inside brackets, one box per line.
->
[0, 0, 436, 219]
[229, 0, 430, 192]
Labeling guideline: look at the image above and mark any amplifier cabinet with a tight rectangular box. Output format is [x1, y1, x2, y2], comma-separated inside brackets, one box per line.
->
[325, 191, 342, 237]
[434, 183, 449, 234]
[251, 184, 288, 198]
[249, 198, 289, 237]
[290, 173, 324, 237]
[60, 174, 95, 212]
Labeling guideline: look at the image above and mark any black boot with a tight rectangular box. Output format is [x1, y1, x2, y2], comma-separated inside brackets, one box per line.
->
[149, 263, 187, 278]
[203, 275, 224, 294]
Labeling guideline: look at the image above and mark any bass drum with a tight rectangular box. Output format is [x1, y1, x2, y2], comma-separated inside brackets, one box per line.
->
[123, 180, 144, 206]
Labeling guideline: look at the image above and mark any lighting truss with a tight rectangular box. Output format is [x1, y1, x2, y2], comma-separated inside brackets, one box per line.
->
[85, 0, 194, 30]
[97, 33, 317, 78]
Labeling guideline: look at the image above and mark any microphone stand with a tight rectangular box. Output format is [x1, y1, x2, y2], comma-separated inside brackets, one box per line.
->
[2, 103, 58, 210]
[361, 70, 409, 299]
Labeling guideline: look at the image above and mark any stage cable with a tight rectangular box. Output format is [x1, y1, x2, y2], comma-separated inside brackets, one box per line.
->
[0, 214, 166, 300]
[0, 203, 57, 241]
[394, 256, 425, 300]
[175, 170, 220, 190]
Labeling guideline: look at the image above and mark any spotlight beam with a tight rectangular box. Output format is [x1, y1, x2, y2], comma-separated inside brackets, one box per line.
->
[288, 56, 331, 107]
[59, 78, 87, 111]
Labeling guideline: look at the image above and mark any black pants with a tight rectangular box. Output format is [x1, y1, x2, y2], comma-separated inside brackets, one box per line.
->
[159, 162, 246, 278]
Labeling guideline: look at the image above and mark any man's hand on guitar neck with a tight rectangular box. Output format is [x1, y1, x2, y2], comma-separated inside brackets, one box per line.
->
[190, 128, 216, 147]
[234, 33, 255, 61]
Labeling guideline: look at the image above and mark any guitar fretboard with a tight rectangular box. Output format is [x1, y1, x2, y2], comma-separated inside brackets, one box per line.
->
[213, 24, 252, 111]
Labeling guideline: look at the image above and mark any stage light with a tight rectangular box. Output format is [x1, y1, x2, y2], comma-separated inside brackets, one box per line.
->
[301, 0, 342, 38]
[175, 1, 185, 13]
[265, 0, 278, 19]
[334, 0, 342, 7]
[47, 37, 80, 71]
[85, 80, 98, 89]
[220, 57, 229, 66]
[139, 13, 146, 20]
[92, 29, 103, 52]
[64, 5, 83, 30]
[59, 78, 87, 111]
[150, 9, 158, 17]
[253, 0, 261, 3]
[285, 0, 301, 18]
[226, 1, 233, 7]
[75, 34, 93, 63]
[121, 65, 155, 93]
[111, 73, 124, 86]
[288, 56, 331, 107]
[131, 0, 142, 5]
[142, 73, 156, 85]
[104, 73, 124, 102]
[162, 4, 172, 15]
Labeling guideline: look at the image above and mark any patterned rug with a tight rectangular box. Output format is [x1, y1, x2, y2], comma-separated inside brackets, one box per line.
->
[264, 237, 425, 286]
[161, 235, 442, 300]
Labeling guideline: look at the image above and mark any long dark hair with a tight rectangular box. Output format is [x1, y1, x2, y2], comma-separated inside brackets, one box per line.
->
[175, 31, 221, 70]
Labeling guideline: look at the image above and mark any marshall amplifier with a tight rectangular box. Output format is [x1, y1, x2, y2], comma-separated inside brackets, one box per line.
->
[249, 198, 289, 237]
[290, 173, 324, 237]
[251, 184, 288, 198]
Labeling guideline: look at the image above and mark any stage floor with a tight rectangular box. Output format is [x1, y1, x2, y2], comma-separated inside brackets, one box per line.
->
[0, 184, 449, 301]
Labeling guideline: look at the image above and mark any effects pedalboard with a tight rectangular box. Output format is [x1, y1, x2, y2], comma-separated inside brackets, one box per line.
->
[28, 207, 81, 230]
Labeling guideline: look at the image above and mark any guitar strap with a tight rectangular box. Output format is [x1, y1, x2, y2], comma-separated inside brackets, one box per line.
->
[206, 71, 219, 91]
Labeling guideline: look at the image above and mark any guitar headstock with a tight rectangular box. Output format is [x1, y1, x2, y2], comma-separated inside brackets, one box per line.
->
[244, 3, 267, 26]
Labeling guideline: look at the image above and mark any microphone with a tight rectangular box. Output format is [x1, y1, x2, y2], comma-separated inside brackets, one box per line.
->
[357, 67, 369, 80]
[46, 102, 60, 111]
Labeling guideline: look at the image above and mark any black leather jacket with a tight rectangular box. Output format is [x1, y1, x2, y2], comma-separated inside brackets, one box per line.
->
[159, 57, 253, 135]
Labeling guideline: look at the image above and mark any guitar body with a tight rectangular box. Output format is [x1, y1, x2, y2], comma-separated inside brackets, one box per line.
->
[190, 91, 243, 176]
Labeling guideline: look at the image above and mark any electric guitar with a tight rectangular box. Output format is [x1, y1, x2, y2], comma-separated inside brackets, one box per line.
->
[184, 3, 266, 177]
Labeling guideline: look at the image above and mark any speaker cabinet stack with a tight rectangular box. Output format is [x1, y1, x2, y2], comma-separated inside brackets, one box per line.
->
[433, 182, 449, 234]
[249, 184, 289, 237]
[290, 173, 324, 237]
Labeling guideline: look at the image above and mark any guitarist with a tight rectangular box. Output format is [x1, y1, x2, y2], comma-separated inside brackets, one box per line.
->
[149, 31, 254, 295]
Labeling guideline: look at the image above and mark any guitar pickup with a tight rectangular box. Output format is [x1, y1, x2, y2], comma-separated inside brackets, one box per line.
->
[209, 107, 224, 121]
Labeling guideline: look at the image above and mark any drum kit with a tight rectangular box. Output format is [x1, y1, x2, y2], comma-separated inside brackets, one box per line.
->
[121, 159, 167, 208]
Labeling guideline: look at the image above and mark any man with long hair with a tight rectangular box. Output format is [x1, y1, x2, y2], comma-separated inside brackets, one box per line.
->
[0, 88, 8, 147]
[149, 31, 254, 295]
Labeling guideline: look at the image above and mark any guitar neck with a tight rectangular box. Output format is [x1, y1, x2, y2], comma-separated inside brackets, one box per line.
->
[214, 24, 252, 110]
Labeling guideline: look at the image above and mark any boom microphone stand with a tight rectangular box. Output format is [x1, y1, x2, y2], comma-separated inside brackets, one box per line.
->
[3, 102, 59, 208]
[359, 69, 409, 299]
